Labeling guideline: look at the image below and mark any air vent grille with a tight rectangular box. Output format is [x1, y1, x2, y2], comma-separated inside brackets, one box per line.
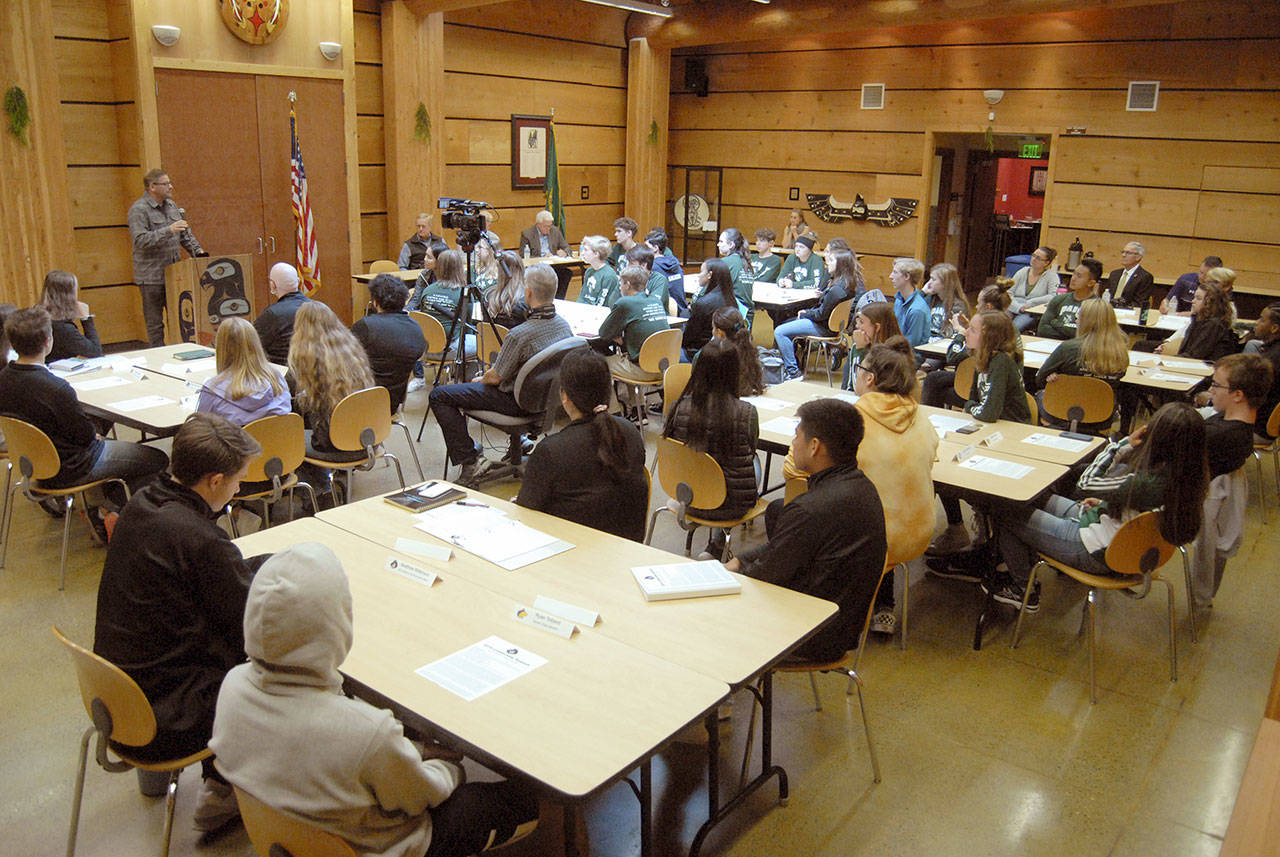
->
[1127, 81, 1159, 111]
[861, 83, 885, 110]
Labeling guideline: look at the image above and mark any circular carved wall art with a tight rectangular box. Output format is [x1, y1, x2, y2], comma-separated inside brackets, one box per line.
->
[219, 0, 290, 46]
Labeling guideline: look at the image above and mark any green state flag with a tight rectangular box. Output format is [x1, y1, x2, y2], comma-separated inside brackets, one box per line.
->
[544, 118, 565, 233]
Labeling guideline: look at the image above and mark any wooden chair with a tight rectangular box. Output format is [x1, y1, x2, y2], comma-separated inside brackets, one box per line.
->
[234, 785, 357, 857]
[410, 310, 455, 444]
[1041, 374, 1116, 434]
[367, 259, 399, 275]
[1010, 510, 1179, 704]
[1251, 402, 1280, 519]
[303, 387, 406, 505]
[0, 416, 132, 589]
[662, 363, 692, 417]
[749, 310, 774, 350]
[611, 328, 683, 428]
[53, 626, 212, 857]
[739, 560, 892, 787]
[795, 299, 854, 387]
[1026, 391, 1039, 426]
[952, 357, 975, 405]
[645, 436, 770, 561]
[475, 321, 510, 372]
[231, 413, 317, 536]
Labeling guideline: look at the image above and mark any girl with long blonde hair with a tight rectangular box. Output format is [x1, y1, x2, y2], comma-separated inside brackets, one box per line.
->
[197, 317, 290, 426]
[922, 263, 970, 339]
[288, 301, 374, 456]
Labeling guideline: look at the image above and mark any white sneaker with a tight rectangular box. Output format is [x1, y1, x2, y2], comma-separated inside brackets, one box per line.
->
[192, 777, 240, 832]
[870, 610, 896, 635]
[407, 376, 426, 393]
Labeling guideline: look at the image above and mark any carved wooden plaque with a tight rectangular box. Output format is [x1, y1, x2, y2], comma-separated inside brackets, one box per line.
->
[219, 0, 290, 46]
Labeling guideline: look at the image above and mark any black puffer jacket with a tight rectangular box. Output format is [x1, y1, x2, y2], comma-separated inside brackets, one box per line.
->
[665, 397, 759, 519]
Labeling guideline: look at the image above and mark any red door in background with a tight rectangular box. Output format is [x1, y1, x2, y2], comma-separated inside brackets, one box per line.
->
[156, 70, 351, 323]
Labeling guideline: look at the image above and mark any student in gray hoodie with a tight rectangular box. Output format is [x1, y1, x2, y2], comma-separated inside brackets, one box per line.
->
[210, 543, 538, 857]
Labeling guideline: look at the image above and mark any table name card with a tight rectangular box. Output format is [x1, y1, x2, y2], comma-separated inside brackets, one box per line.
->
[107, 394, 175, 412]
[385, 555, 439, 587]
[512, 605, 577, 639]
[71, 376, 131, 392]
[742, 396, 791, 412]
[533, 595, 599, 627]
[980, 431, 1004, 448]
[1021, 432, 1091, 453]
[761, 416, 801, 436]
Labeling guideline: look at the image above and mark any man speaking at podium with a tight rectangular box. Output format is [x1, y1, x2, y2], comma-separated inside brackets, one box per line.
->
[128, 168, 206, 345]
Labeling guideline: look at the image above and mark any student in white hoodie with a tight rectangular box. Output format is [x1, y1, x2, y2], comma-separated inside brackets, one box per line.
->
[211, 543, 538, 857]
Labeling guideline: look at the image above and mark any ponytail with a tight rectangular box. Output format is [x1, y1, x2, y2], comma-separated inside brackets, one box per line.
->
[560, 349, 633, 478]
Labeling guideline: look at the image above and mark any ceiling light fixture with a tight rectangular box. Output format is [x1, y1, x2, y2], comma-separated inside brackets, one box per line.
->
[579, 0, 674, 17]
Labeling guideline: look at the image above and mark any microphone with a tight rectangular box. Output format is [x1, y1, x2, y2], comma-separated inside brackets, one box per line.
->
[177, 207, 186, 220]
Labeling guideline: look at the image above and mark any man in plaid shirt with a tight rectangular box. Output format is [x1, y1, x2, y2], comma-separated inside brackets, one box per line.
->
[127, 168, 206, 345]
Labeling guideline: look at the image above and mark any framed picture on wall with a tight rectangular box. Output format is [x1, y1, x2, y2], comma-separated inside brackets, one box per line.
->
[511, 114, 551, 190]
[1028, 165, 1048, 197]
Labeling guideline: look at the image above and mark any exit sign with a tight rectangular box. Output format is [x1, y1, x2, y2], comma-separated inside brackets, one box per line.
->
[1020, 143, 1043, 158]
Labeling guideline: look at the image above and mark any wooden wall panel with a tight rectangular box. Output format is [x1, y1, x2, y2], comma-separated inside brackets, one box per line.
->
[357, 115, 385, 165]
[443, 24, 625, 88]
[144, 0, 346, 74]
[355, 63, 384, 115]
[361, 214, 389, 266]
[66, 166, 132, 228]
[669, 0, 1279, 293]
[50, 0, 109, 39]
[61, 104, 123, 164]
[81, 284, 143, 336]
[353, 6, 386, 264]
[359, 165, 387, 212]
[354, 9, 382, 62]
[716, 205, 918, 259]
[53, 39, 114, 101]
[443, 73, 626, 125]
[444, 0, 628, 46]
[445, 120, 624, 166]
[74, 226, 135, 285]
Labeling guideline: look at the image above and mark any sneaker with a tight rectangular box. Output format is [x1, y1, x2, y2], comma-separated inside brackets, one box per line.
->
[926, 523, 971, 556]
[457, 457, 493, 488]
[829, 352, 845, 372]
[39, 496, 67, 519]
[80, 507, 109, 546]
[192, 777, 240, 832]
[784, 367, 804, 381]
[406, 376, 427, 393]
[870, 609, 896, 635]
[982, 577, 1040, 613]
[925, 558, 981, 583]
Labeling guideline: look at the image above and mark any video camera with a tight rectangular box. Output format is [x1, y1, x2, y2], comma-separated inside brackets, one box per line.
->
[438, 197, 493, 249]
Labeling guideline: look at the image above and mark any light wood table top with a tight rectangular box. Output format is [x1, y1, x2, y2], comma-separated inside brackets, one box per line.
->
[552, 299, 685, 338]
[932, 439, 1069, 502]
[233, 518, 727, 799]
[352, 269, 421, 283]
[109, 343, 220, 385]
[318, 489, 838, 687]
[683, 276, 821, 308]
[63, 361, 199, 436]
[1023, 301, 1190, 334]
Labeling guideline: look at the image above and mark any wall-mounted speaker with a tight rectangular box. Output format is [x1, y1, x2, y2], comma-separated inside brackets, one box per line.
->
[685, 57, 709, 98]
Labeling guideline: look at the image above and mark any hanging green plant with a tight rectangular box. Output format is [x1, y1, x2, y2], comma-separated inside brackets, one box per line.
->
[647, 120, 659, 145]
[413, 102, 431, 143]
[5, 85, 31, 147]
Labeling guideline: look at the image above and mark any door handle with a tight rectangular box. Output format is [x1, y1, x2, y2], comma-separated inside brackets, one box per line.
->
[257, 236, 264, 254]
[268, 235, 276, 253]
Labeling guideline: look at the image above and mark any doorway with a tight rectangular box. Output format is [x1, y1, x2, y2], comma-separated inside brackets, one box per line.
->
[927, 133, 1050, 294]
[155, 70, 352, 323]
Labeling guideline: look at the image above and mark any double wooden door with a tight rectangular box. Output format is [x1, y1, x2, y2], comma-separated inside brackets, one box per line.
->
[156, 70, 351, 323]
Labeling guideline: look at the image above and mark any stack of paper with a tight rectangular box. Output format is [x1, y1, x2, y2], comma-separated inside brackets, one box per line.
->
[630, 560, 743, 601]
[414, 503, 572, 570]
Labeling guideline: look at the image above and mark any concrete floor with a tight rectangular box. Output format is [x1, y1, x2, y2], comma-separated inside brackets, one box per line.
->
[2, 383, 1275, 857]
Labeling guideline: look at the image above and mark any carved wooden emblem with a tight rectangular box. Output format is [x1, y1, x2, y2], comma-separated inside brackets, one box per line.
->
[219, 0, 290, 46]
[806, 193, 918, 227]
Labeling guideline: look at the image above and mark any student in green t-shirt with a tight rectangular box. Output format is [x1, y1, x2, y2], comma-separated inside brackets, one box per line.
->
[624, 244, 669, 303]
[577, 235, 621, 307]
[778, 235, 823, 290]
[607, 216, 639, 271]
[1038, 257, 1100, 340]
[597, 266, 671, 382]
[717, 228, 757, 309]
[751, 228, 783, 284]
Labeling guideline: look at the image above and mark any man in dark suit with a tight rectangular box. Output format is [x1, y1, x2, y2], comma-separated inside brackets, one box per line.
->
[1106, 240, 1155, 308]
[518, 210, 570, 259]
[252, 262, 309, 363]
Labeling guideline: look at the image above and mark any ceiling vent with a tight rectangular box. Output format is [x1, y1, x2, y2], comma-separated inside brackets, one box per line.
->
[1126, 81, 1159, 111]
[861, 83, 885, 110]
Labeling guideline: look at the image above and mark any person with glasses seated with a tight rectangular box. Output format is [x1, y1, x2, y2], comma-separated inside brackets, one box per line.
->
[1202, 353, 1272, 478]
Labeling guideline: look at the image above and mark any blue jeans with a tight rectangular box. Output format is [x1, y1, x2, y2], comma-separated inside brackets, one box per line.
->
[1013, 311, 1039, 333]
[997, 494, 1111, 584]
[774, 317, 824, 374]
[428, 382, 529, 466]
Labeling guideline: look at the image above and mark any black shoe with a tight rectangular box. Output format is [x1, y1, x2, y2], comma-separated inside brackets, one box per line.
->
[982, 577, 1040, 613]
[39, 496, 67, 519]
[81, 507, 110, 546]
[830, 352, 845, 372]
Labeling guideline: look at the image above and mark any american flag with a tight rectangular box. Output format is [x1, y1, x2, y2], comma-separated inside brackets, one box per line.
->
[290, 106, 321, 295]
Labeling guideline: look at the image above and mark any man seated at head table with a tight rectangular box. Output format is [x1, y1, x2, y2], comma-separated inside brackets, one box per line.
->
[1162, 255, 1221, 315]
[1105, 240, 1155, 309]
[211, 542, 540, 857]
[253, 261, 310, 364]
[398, 212, 447, 270]
[726, 399, 887, 662]
[94, 411, 270, 831]
[518, 209, 570, 259]
[427, 264, 574, 487]
[0, 306, 169, 539]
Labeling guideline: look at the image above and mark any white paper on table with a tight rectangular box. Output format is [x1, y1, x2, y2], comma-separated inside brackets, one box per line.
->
[1021, 339, 1060, 354]
[928, 413, 974, 435]
[1142, 371, 1195, 383]
[414, 504, 572, 570]
[415, 635, 547, 702]
[761, 416, 801, 436]
[161, 358, 216, 376]
[1160, 359, 1207, 372]
[831, 392, 860, 405]
[107, 395, 175, 412]
[106, 356, 146, 372]
[742, 396, 790, 412]
[179, 395, 198, 412]
[957, 454, 1034, 480]
[1020, 432, 1091, 453]
[393, 537, 452, 561]
[71, 376, 131, 392]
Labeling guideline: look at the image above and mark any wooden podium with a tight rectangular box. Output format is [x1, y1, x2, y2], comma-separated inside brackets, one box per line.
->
[164, 255, 256, 345]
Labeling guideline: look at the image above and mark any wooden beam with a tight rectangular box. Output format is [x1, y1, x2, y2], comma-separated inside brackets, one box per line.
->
[0, 0, 77, 309]
[624, 37, 670, 237]
[398, 0, 508, 16]
[635, 0, 1186, 49]
[382, 1, 446, 262]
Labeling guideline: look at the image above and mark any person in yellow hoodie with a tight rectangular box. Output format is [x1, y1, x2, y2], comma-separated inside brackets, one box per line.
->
[784, 335, 939, 635]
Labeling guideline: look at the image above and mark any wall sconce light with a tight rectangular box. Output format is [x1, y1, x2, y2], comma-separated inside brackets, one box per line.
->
[318, 41, 342, 61]
[983, 90, 1005, 105]
[151, 25, 180, 47]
